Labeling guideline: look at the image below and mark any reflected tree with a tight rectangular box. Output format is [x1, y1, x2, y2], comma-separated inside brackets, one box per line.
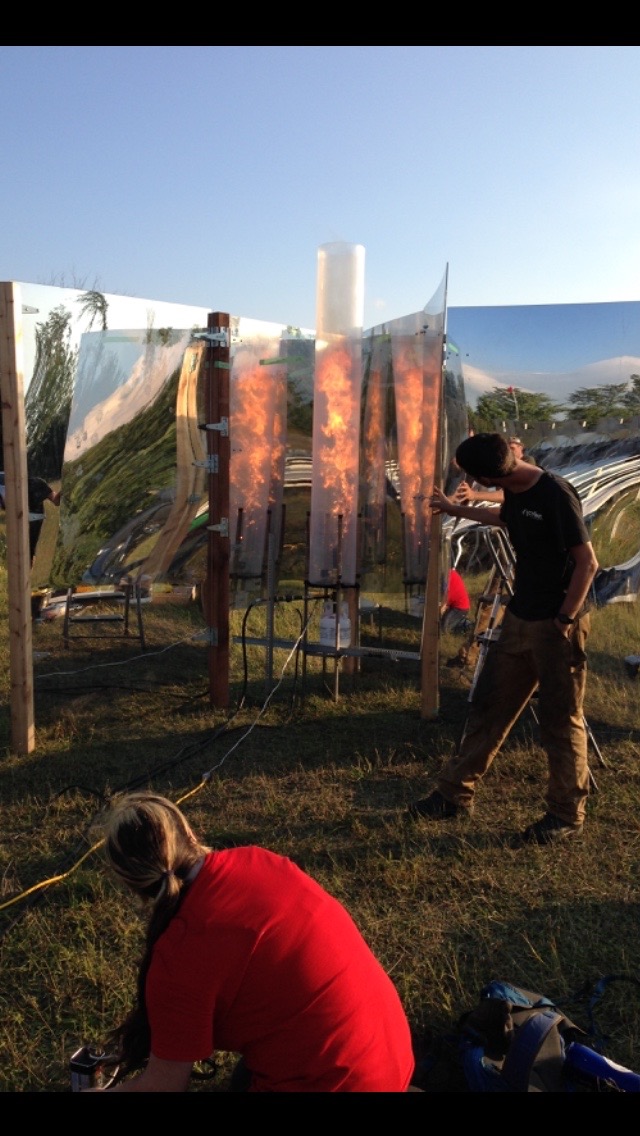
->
[621, 375, 640, 414]
[77, 289, 109, 332]
[471, 387, 562, 432]
[564, 382, 629, 428]
[24, 305, 77, 480]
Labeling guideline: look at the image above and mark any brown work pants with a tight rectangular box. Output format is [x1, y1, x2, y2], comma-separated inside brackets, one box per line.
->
[438, 609, 590, 825]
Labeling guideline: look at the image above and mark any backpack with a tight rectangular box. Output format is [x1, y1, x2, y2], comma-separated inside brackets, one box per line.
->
[459, 980, 584, 1092]
[415, 979, 640, 1093]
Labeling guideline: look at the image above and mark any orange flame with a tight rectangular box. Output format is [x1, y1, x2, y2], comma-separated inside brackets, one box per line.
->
[315, 344, 358, 516]
[231, 344, 284, 575]
[392, 336, 442, 580]
[309, 338, 362, 584]
[363, 359, 386, 500]
[393, 339, 425, 549]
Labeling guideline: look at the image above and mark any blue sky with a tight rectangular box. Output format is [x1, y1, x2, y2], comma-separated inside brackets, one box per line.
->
[3, 46, 640, 331]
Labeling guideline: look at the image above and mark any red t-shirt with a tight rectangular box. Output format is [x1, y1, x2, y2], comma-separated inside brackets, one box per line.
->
[446, 569, 470, 612]
[146, 847, 414, 1092]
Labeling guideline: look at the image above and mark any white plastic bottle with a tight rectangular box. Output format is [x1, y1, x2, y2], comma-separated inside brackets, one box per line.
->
[338, 601, 352, 648]
[319, 602, 336, 646]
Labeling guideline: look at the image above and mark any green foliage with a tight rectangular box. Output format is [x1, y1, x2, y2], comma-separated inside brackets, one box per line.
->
[76, 290, 108, 333]
[471, 387, 562, 432]
[468, 375, 640, 432]
[622, 374, 640, 413]
[24, 306, 77, 480]
[50, 368, 181, 584]
[565, 382, 629, 428]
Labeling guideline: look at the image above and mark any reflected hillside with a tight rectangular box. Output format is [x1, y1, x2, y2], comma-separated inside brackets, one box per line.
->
[65, 331, 190, 458]
[52, 367, 183, 585]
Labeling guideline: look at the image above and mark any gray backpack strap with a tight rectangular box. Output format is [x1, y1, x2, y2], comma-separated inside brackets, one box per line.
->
[501, 1010, 566, 1092]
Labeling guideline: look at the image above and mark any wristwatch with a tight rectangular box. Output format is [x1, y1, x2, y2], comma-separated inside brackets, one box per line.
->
[555, 613, 575, 625]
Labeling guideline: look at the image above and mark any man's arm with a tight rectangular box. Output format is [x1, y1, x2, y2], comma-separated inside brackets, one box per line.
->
[455, 483, 504, 505]
[554, 542, 599, 635]
[430, 486, 505, 528]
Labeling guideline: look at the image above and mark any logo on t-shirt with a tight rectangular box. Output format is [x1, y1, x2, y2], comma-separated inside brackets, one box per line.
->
[521, 508, 543, 521]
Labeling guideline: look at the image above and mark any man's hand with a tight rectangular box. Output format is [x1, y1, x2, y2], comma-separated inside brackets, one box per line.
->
[84, 1054, 193, 1092]
[453, 482, 473, 504]
[553, 617, 573, 639]
[430, 486, 455, 515]
[429, 486, 506, 529]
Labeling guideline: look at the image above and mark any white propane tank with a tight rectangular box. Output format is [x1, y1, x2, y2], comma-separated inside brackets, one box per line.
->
[338, 602, 352, 648]
[319, 602, 336, 646]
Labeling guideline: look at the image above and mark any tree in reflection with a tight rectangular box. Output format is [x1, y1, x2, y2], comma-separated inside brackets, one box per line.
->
[565, 382, 629, 428]
[471, 387, 562, 432]
[77, 289, 109, 332]
[24, 305, 77, 480]
[621, 374, 640, 415]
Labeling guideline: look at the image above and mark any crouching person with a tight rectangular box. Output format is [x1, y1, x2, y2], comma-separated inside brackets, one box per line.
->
[88, 792, 415, 1092]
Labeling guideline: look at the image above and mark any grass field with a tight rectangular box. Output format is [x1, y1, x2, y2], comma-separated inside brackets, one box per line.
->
[1, 555, 640, 1091]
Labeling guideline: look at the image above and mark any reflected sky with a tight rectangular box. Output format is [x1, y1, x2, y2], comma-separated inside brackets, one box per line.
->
[17, 282, 209, 393]
[448, 300, 640, 406]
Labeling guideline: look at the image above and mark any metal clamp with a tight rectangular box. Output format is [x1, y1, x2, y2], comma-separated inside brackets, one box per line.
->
[193, 455, 219, 473]
[192, 328, 230, 347]
[198, 417, 229, 436]
[207, 518, 229, 537]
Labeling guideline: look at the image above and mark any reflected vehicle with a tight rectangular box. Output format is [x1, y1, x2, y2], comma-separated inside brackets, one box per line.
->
[83, 497, 175, 586]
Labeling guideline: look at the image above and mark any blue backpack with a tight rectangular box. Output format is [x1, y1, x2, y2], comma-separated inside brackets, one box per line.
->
[458, 980, 640, 1093]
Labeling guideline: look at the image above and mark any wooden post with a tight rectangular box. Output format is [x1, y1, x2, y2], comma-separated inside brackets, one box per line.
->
[421, 512, 442, 719]
[205, 312, 230, 708]
[0, 282, 35, 753]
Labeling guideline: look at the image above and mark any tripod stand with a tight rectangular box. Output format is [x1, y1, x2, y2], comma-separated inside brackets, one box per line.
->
[462, 526, 606, 792]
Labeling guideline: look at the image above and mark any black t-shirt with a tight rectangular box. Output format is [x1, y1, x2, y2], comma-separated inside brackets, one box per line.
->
[27, 477, 52, 516]
[500, 472, 590, 620]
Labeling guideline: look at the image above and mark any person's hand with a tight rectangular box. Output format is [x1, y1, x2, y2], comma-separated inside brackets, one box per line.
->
[430, 486, 454, 514]
[553, 617, 572, 639]
[453, 482, 473, 504]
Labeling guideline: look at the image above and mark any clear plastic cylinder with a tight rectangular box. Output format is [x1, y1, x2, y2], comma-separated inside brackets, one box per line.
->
[308, 242, 365, 587]
[389, 297, 445, 584]
[230, 337, 287, 580]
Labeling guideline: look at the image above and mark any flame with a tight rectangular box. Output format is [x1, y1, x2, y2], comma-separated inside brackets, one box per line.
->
[394, 338, 424, 549]
[361, 348, 387, 566]
[231, 343, 284, 576]
[393, 336, 441, 581]
[363, 357, 386, 502]
[315, 345, 358, 510]
[309, 338, 362, 584]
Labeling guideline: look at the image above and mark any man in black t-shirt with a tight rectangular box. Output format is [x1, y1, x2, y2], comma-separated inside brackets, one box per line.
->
[410, 433, 599, 845]
[0, 473, 61, 564]
[27, 476, 61, 563]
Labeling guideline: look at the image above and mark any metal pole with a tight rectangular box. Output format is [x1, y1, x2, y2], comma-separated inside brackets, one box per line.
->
[205, 312, 230, 709]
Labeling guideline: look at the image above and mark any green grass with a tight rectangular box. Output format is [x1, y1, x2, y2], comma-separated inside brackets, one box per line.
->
[1, 566, 640, 1091]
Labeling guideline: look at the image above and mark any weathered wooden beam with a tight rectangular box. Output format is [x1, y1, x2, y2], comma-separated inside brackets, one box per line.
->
[0, 282, 35, 753]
